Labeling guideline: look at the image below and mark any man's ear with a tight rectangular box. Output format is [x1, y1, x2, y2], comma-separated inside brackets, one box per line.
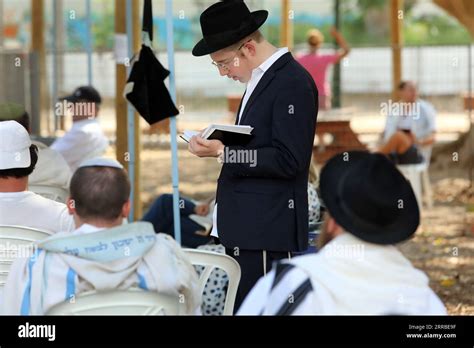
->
[327, 214, 344, 238]
[326, 215, 336, 234]
[329, 216, 345, 237]
[243, 40, 257, 57]
[66, 197, 76, 215]
[122, 200, 131, 218]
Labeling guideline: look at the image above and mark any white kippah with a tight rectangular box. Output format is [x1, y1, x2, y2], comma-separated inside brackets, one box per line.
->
[79, 157, 124, 169]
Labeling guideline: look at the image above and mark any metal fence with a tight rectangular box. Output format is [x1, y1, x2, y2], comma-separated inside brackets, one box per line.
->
[1, 43, 472, 135]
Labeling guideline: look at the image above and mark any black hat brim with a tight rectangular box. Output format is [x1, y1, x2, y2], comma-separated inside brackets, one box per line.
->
[192, 10, 268, 57]
[320, 151, 420, 245]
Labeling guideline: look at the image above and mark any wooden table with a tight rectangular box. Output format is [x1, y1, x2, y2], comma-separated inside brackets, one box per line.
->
[313, 114, 368, 164]
[227, 96, 367, 164]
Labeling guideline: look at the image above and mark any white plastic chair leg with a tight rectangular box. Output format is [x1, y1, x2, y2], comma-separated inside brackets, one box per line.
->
[421, 169, 433, 209]
[411, 174, 423, 212]
[397, 165, 423, 213]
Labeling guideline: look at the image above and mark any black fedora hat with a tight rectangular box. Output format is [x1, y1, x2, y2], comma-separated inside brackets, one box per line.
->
[192, 0, 268, 57]
[320, 151, 420, 245]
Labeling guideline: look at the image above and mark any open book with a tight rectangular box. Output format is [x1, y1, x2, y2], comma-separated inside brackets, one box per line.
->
[188, 214, 212, 235]
[180, 124, 254, 146]
[189, 199, 215, 236]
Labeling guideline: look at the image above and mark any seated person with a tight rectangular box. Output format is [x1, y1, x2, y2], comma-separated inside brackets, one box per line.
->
[303, 159, 322, 254]
[238, 151, 446, 315]
[194, 243, 227, 316]
[2, 158, 201, 315]
[380, 81, 437, 164]
[0, 103, 71, 190]
[142, 194, 215, 248]
[307, 158, 321, 228]
[145, 158, 321, 250]
[378, 128, 424, 164]
[51, 86, 109, 171]
[0, 121, 74, 233]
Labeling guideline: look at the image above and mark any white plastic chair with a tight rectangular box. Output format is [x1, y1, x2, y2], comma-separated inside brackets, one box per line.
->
[184, 248, 241, 315]
[397, 146, 433, 211]
[397, 164, 425, 211]
[419, 146, 434, 209]
[29, 185, 69, 204]
[46, 289, 184, 315]
[0, 225, 52, 288]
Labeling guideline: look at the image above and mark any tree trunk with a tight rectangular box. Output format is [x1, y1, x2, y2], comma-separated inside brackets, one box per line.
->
[431, 122, 474, 173]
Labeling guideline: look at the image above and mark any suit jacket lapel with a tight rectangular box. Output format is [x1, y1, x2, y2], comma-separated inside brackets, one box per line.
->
[235, 90, 246, 125]
[239, 71, 275, 125]
[238, 52, 293, 126]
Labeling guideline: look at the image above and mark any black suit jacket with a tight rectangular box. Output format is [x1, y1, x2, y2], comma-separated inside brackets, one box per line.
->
[216, 52, 318, 252]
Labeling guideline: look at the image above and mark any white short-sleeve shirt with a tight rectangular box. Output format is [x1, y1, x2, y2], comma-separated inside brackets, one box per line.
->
[51, 119, 109, 172]
[0, 191, 75, 233]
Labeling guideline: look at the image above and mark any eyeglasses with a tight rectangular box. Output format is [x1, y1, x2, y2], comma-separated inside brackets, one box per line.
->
[211, 39, 252, 71]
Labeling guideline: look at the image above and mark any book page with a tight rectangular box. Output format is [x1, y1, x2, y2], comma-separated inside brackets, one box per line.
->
[181, 130, 200, 142]
[204, 125, 253, 139]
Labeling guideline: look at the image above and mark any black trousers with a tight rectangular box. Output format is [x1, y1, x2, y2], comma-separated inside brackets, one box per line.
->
[224, 247, 292, 313]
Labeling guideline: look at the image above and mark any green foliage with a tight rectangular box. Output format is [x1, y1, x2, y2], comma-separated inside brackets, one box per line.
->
[262, 25, 280, 47]
[92, 12, 115, 51]
[66, 23, 84, 50]
[327, 0, 471, 47]
[404, 15, 471, 46]
[356, 0, 387, 11]
[62, 0, 471, 51]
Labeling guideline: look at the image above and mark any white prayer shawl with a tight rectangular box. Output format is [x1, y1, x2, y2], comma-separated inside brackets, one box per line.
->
[2, 222, 201, 315]
[238, 233, 447, 315]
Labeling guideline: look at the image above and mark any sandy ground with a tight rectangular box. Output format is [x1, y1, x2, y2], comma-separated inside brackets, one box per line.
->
[399, 203, 474, 315]
[139, 147, 221, 206]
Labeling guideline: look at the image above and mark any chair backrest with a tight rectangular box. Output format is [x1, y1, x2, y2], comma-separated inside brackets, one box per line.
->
[0, 225, 53, 288]
[46, 289, 184, 315]
[419, 145, 433, 166]
[29, 185, 69, 204]
[396, 164, 425, 210]
[184, 248, 241, 315]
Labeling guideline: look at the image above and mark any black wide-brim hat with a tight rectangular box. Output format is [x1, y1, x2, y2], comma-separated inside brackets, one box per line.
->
[320, 151, 420, 245]
[192, 0, 268, 57]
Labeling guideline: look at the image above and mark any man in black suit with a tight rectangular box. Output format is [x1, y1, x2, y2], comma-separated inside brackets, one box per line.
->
[189, 0, 318, 309]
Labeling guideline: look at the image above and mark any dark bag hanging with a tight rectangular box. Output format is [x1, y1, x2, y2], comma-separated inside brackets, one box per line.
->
[124, 0, 179, 125]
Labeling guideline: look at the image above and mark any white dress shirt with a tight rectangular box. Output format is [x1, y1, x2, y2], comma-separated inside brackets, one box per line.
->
[211, 48, 289, 238]
[51, 119, 109, 172]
